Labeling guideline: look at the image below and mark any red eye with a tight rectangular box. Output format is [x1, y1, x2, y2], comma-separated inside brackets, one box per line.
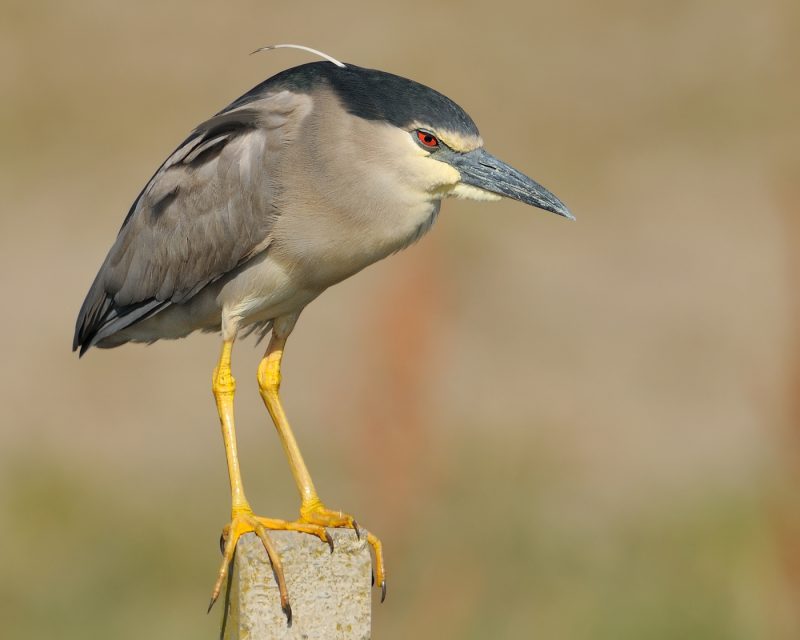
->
[416, 130, 439, 148]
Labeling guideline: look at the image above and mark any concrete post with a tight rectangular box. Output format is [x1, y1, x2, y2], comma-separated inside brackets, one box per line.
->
[221, 529, 372, 639]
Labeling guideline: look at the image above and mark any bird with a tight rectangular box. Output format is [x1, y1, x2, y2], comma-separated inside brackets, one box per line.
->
[73, 44, 573, 621]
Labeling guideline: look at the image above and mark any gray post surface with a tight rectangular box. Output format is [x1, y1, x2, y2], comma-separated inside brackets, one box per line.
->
[222, 529, 372, 639]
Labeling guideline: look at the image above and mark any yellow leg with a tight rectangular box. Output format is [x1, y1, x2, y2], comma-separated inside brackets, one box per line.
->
[257, 332, 386, 600]
[208, 338, 330, 621]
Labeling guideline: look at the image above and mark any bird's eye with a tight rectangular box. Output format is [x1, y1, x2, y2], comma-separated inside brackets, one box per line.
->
[415, 130, 439, 149]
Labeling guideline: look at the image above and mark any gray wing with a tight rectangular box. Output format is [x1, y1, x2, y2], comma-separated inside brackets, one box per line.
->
[74, 90, 308, 354]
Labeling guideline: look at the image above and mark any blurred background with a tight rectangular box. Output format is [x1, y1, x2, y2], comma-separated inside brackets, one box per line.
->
[1, 0, 798, 637]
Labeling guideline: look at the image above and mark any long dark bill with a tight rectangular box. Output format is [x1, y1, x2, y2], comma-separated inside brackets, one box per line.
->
[448, 148, 574, 220]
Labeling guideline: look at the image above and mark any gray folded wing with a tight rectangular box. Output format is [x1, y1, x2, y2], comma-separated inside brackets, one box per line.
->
[73, 90, 308, 354]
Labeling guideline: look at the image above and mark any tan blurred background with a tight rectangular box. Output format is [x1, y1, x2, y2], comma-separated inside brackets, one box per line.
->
[1, 0, 798, 637]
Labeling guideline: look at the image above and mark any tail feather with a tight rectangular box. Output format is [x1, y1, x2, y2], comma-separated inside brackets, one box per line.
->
[73, 275, 167, 356]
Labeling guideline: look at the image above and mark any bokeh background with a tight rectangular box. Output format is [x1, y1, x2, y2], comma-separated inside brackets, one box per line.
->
[1, 1, 798, 638]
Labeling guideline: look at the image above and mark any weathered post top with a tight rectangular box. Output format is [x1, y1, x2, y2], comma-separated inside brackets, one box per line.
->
[222, 529, 372, 639]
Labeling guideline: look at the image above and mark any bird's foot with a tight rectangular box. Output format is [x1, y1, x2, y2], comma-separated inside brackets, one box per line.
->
[208, 507, 331, 622]
[298, 498, 386, 602]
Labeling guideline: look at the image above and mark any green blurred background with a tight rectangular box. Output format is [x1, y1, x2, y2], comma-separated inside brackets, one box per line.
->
[1, 0, 798, 637]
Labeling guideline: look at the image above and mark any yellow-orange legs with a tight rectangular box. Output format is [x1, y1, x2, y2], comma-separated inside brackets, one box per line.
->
[208, 338, 331, 623]
[257, 330, 386, 601]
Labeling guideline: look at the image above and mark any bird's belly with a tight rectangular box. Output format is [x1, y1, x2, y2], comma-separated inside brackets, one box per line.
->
[113, 251, 321, 344]
[216, 251, 322, 328]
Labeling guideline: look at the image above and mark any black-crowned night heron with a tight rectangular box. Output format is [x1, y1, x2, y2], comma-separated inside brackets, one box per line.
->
[73, 45, 572, 619]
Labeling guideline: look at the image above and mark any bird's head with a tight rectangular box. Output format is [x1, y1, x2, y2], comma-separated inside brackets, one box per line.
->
[264, 57, 573, 220]
[397, 122, 573, 220]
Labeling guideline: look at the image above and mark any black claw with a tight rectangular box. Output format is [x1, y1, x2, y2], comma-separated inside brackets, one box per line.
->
[371, 570, 375, 586]
[207, 597, 216, 614]
[325, 532, 335, 554]
[352, 520, 361, 540]
[380, 580, 387, 603]
[283, 602, 293, 627]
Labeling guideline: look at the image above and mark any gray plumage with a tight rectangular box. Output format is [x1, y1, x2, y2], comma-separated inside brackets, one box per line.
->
[74, 60, 571, 356]
[74, 97, 285, 352]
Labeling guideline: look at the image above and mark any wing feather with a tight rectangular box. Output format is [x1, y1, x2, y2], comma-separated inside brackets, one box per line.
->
[74, 91, 309, 353]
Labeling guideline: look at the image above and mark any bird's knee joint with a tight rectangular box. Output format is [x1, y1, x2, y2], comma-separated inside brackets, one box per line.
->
[257, 357, 282, 394]
[257, 368, 281, 394]
[212, 368, 236, 395]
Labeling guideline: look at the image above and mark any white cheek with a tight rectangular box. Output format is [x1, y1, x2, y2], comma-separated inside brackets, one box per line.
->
[448, 183, 502, 202]
[424, 159, 461, 189]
